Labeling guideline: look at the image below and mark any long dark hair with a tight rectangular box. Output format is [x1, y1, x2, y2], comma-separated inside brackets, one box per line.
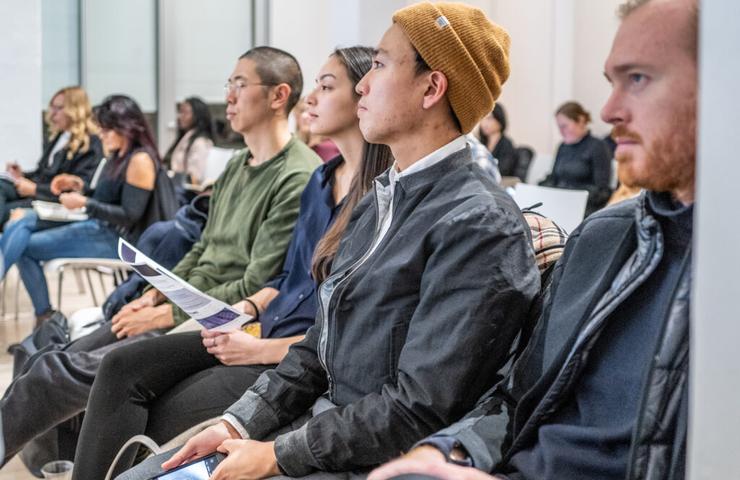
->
[94, 95, 160, 175]
[162, 96, 215, 168]
[478, 103, 508, 149]
[311, 46, 394, 283]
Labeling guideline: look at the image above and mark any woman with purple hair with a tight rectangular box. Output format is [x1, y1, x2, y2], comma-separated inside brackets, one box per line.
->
[0, 95, 159, 324]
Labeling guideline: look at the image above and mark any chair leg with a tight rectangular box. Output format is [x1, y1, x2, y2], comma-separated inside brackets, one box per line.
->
[1, 275, 6, 319]
[57, 269, 64, 312]
[84, 268, 98, 307]
[73, 268, 85, 294]
[98, 270, 107, 298]
[14, 271, 20, 322]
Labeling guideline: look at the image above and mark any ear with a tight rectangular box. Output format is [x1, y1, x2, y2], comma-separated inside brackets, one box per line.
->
[421, 71, 449, 110]
[270, 84, 292, 113]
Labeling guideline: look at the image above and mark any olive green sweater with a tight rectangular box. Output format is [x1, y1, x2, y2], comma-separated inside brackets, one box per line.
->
[170, 137, 320, 323]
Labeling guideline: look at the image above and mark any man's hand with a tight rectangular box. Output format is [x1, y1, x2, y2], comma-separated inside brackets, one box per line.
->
[211, 439, 281, 480]
[113, 289, 160, 320]
[201, 330, 266, 366]
[110, 303, 173, 339]
[14, 177, 37, 197]
[162, 421, 238, 471]
[368, 446, 503, 480]
[59, 192, 87, 209]
[50, 174, 84, 195]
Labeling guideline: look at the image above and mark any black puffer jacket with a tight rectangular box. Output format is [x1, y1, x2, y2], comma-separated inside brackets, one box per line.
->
[432, 192, 690, 479]
[224, 147, 540, 476]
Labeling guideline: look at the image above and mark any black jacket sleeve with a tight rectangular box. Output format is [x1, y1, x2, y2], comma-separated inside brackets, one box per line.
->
[85, 183, 152, 229]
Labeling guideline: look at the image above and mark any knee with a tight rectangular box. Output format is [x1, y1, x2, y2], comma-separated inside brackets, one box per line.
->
[99, 347, 141, 382]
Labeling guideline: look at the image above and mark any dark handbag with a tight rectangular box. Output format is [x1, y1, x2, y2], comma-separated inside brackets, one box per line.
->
[141, 168, 180, 228]
[8, 311, 70, 378]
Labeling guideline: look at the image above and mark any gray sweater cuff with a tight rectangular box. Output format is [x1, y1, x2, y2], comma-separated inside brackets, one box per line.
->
[273, 422, 317, 477]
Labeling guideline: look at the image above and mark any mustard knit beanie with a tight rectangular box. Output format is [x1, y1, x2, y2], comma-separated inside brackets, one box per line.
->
[393, 2, 511, 134]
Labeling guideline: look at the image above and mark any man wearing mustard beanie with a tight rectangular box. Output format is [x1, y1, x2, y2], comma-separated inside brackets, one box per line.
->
[137, 3, 539, 479]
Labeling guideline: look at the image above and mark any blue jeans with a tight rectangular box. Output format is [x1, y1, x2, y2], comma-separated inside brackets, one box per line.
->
[0, 212, 119, 315]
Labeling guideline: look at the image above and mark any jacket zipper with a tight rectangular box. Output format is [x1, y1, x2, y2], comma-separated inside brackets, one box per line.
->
[317, 180, 387, 399]
[625, 245, 692, 480]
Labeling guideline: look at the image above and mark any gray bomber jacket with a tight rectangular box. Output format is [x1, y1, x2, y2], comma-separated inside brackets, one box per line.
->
[223, 147, 540, 476]
[431, 192, 690, 480]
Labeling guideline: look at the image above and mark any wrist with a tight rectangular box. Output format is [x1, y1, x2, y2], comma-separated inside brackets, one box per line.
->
[244, 297, 261, 322]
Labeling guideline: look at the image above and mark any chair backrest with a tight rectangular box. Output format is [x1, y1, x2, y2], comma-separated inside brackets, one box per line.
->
[512, 183, 588, 234]
[204, 147, 235, 184]
[514, 146, 535, 182]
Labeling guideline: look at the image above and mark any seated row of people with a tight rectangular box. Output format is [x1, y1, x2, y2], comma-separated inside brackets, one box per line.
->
[1, 0, 696, 479]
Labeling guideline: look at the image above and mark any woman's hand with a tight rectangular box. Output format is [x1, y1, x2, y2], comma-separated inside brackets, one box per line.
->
[14, 177, 37, 197]
[50, 174, 84, 195]
[59, 192, 88, 209]
[201, 330, 267, 366]
[161, 421, 238, 471]
[210, 440, 281, 480]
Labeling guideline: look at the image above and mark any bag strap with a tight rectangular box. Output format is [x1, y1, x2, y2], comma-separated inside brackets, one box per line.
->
[104, 434, 162, 480]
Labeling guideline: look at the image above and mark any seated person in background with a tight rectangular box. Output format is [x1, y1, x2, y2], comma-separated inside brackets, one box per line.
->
[72, 46, 394, 480]
[0, 46, 320, 470]
[143, 3, 539, 479]
[539, 101, 612, 216]
[293, 96, 340, 161]
[162, 96, 215, 186]
[478, 103, 517, 177]
[0, 86, 103, 226]
[370, 0, 697, 478]
[0, 94, 159, 322]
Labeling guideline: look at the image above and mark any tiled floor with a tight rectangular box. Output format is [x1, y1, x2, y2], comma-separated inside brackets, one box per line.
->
[0, 267, 118, 479]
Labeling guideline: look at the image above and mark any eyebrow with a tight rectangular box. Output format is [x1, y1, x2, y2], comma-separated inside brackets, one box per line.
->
[318, 73, 336, 81]
[372, 48, 388, 57]
[230, 74, 248, 82]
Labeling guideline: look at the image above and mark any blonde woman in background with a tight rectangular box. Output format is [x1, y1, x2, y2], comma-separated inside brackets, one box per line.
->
[1, 86, 103, 226]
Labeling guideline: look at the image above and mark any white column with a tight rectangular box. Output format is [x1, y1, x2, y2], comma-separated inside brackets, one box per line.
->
[0, 0, 42, 169]
[689, 0, 740, 477]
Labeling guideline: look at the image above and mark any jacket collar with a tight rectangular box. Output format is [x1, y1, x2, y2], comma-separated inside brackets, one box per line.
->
[376, 146, 473, 195]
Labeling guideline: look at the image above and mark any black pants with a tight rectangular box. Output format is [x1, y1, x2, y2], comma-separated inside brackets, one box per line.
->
[72, 331, 273, 480]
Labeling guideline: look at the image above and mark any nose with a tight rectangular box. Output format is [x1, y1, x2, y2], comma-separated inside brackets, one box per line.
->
[306, 87, 317, 106]
[601, 86, 626, 126]
[355, 71, 370, 96]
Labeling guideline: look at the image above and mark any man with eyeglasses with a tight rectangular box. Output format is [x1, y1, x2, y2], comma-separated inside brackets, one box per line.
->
[0, 46, 320, 471]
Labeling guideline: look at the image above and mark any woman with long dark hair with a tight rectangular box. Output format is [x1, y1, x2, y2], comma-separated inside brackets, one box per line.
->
[71, 46, 392, 479]
[162, 96, 215, 185]
[0, 94, 159, 322]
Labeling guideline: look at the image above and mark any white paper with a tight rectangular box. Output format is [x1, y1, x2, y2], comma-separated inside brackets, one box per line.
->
[32, 200, 89, 222]
[118, 238, 253, 332]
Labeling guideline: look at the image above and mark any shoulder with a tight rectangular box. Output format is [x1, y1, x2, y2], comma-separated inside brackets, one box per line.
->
[565, 194, 640, 248]
[128, 150, 156, 170]
[282, 138, 322, 172]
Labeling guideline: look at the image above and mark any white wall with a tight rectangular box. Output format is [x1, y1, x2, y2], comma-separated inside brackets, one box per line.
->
[157, 0, 252, 152]
[0, 0, 42, 169]
[690, 0, 740, 477]
[41, 0, 79, 103]
[81, 0, 157, 110]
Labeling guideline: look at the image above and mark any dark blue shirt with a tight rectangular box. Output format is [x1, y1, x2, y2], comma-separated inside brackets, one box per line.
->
[260, 156, 343, 338]
[508, 191, 693, 479]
